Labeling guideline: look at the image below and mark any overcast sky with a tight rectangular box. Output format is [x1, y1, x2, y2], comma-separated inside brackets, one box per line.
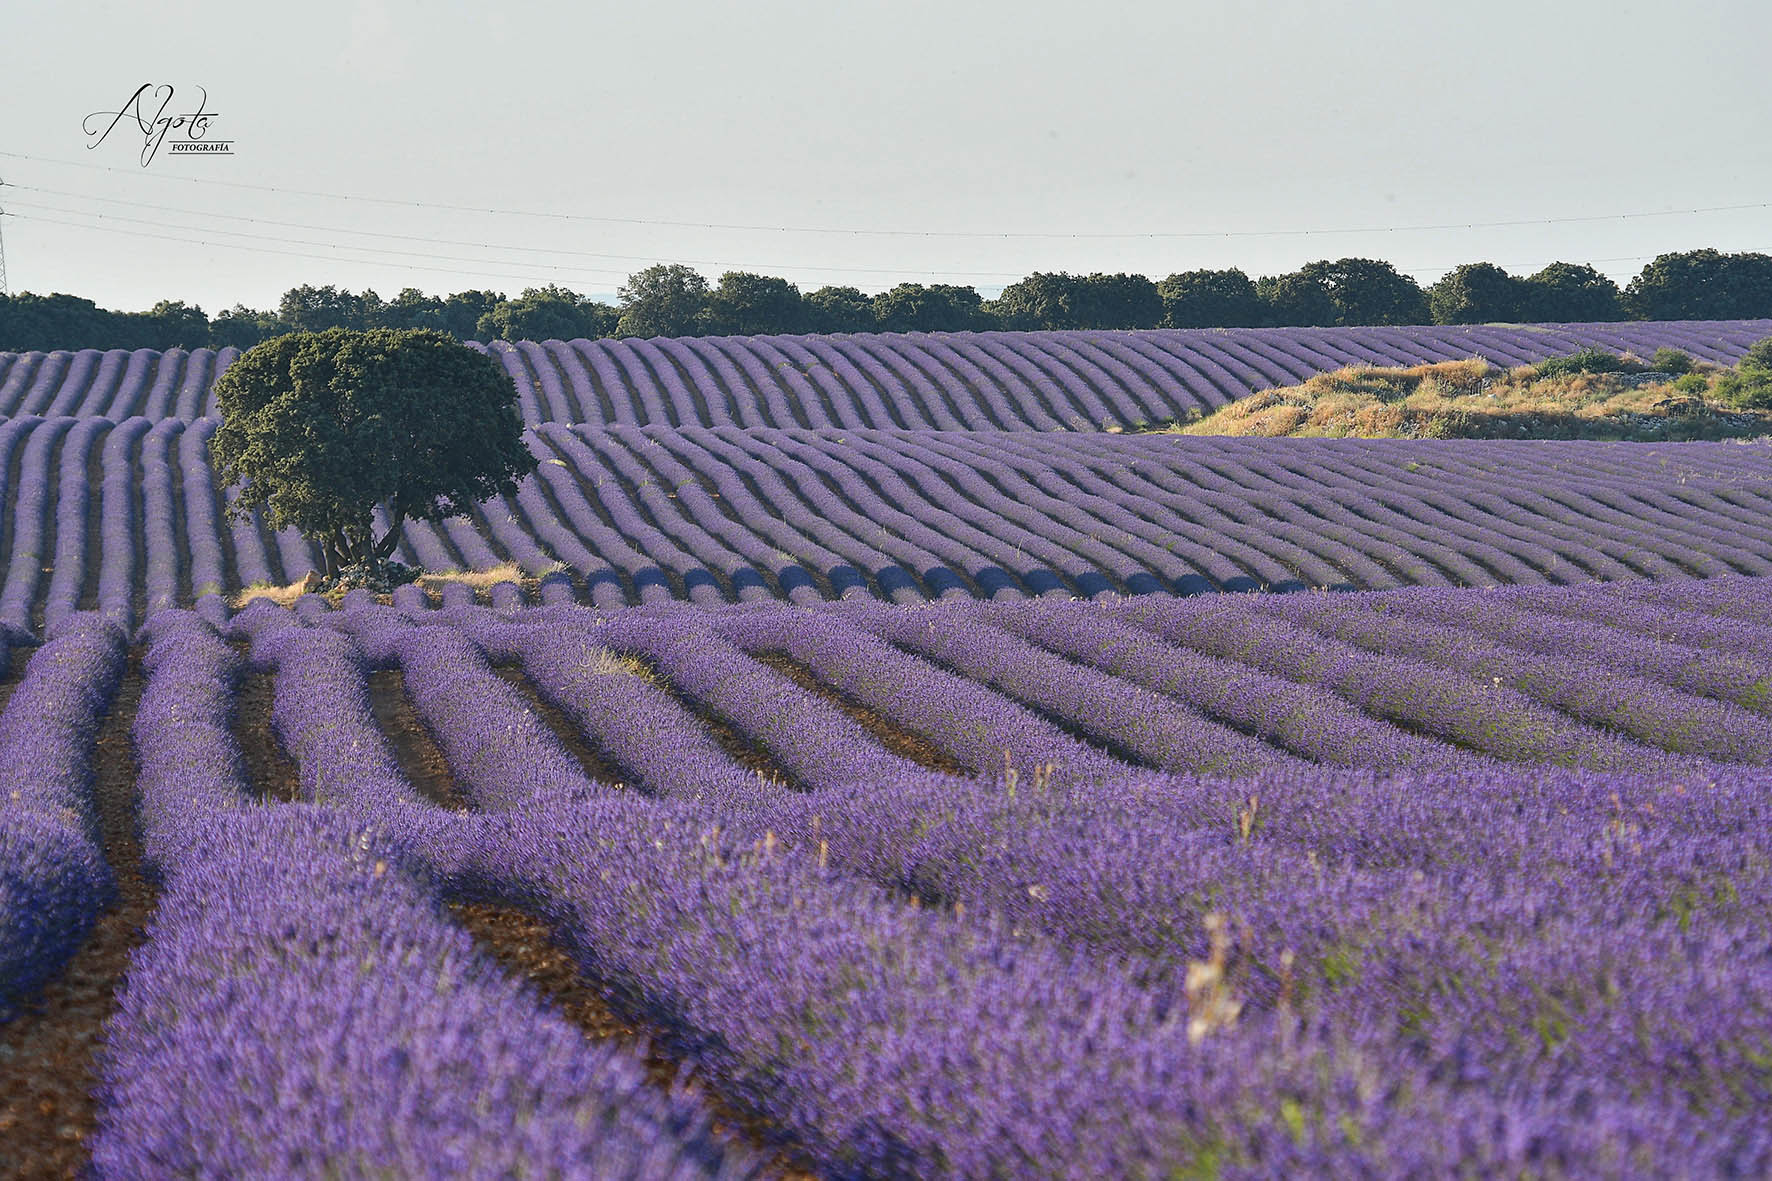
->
[3, 0, 1769, 313]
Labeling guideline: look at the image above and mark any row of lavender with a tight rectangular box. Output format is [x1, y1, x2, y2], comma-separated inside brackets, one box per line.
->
[0, 411, 1769, 634]
[5, 573, 1770, 1173]
[2, 320, 1768, 429]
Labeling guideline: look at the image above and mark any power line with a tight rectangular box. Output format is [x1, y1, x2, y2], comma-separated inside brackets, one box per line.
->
[3, 148, 1767, 242]
[0, 184, 1032, 278]
[1, 208, 1023, 291]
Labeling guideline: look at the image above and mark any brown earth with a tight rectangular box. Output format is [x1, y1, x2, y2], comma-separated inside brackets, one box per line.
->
[753, 650, 968, 774]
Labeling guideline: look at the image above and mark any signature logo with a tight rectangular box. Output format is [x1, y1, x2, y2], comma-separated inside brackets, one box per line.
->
[83, 84, 232, 166]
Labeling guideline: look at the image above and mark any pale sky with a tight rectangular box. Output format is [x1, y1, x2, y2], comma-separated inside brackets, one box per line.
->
[2, 0, 1769, 313]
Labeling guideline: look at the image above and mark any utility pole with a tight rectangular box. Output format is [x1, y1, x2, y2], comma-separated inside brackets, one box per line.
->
[0, 177, 9, 295]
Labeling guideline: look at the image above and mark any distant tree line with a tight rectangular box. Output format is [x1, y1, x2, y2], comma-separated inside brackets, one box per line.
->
[6, 248, 1772, 352]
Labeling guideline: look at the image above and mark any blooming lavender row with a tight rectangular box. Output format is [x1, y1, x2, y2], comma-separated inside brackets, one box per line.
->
[976, 598, 1481, 770]
[329, 601, 606, 810]
[0, 616, 125, 1018]
[1337, 582, 1772, 714]
[473, 320, 1772, 429]
[58, 602, 1772, 1175]
[454, 764, 1772, 1176]
[446, 608, 777, 810]
[598, 612, 935, 787]
[9, 321, 1769, 435]
[1247, 590, 1772, 760]
[835, 600, 1299, 777]
[2, 417, 1772, 625]
[712, 606, 1132, 779]
[93, 610, 747, 1176]
[1099, 593, 1728, 774]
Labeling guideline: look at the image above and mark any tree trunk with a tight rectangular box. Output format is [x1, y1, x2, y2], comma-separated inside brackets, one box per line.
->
[373, 506, 409, 562]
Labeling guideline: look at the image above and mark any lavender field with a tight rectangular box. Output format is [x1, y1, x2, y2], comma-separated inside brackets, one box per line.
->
[2, 323, 1771, 1177]
[0, 418, 1769, 634]
[2, 320, 1769, 428]
[1, 577, 1770, 1174]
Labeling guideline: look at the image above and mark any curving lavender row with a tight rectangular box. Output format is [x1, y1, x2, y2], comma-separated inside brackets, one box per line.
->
[92, 611, 746, 1177]
[0, 617, 125, 1018]
[6, 321, 1767, 428]
[6, 581, 1771, 1175]
[4, 414, 1770, 629]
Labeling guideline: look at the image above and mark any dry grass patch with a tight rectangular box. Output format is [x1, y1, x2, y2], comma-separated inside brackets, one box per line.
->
[1164, 359, 1772, 441]
[415, 561, 526, 595]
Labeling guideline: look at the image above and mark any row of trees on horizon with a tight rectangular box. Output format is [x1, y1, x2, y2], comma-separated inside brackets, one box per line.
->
[4, 248, 1772, 354]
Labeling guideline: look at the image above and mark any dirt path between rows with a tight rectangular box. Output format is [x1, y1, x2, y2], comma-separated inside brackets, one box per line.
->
[360, 667, 814, 1176]
[0, 655, 151, 1179]
[753, 650, 968, 774]
[230, 653, 303, 804]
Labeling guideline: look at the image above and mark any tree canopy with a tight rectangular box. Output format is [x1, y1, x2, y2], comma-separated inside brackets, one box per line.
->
[615, 264, 712, 339]
[6, 250, 1770, 354]
[210, 328, 536, 577]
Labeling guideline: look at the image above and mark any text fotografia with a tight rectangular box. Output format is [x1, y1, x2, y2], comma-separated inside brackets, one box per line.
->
[84, 84, 232, 166]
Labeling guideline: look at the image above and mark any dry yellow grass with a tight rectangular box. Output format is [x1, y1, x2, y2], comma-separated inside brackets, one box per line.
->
[231, 572, 322, 609]
[1167, 359, 1771, 441]
[232, 562, 544, 608]
[416, 562, 526, 594]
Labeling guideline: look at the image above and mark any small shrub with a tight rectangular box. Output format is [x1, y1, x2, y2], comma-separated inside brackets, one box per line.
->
[1534, 347, 1634, 378]
[1738, 337, 1772, 373]
[1714, 370, 1772, 410]
[1672, 373, 1709, 395]
[1650, 347, 1695, 375]
[1712, 337, 1772, 409]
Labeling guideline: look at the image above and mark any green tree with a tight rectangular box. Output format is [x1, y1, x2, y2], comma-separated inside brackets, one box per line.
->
[616, 264, 712, 338]
[705, 271, 809, 336]
[379, 288, 447, 333]
[990, 272, 1090, 330]
[804, 285, 875, 333]
[1077, 273, 1163, 329]
[1625, 250, 1772, 320]
[277, 284, 375, 333]
[1522, 263, 1622, 322]
[1256, 272, 1338, 327]
[873, 283, 986, 332]
[1296, 258, 1430, 326]
[440, 290, 507, 341]
[209, 304, 278, 350]
[1427, 263, 1527, 324]
[1157, 269, 1265, 328]
[477, 285, 616, 342]
[210, 328, 536, 578]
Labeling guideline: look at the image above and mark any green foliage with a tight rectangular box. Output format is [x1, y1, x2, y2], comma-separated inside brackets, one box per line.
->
[1157, 269, 1265, 329]
[989, 272, 1159, 330]
[1257, 259, 1429, 328]
[1522, 262, 1623, 322]
[803, 286, 875, 333]
[1739, 337, 1772, 372]
[1650, 348, 1695, 374]
[1625, 249, 1772, 320]
[614, 264, 711, 339]
[704, 272, 808, 336]
[1533, 347, 1634, 378]
[872, 283, 987, 333]
[1255, 272, 1337, 327]
[1427, 263, 1526, 324]
[278, 284, 378, 334]
[210, 328, 536, 576]
[476, 285, 616, 343]
[1673, 373, 1709, 395]
[1712, 336, 1772, 409]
